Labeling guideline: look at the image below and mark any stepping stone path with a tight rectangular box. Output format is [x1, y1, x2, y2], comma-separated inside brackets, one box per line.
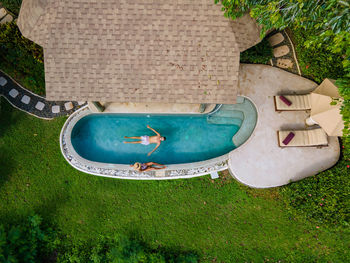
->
[9, 89, 18, 98]
[52, 105, 60, 114]
[0, 8, 6, 19]
[21, 95, 31, 104]
[267, 30, 301, 75]
[268, 33, 284, 46]
[0, 70, 87, 119]
[0, 7, 13, 24]
[273, 45, 290, 58]
[35, 101, 45, 111]
[64, 102, 73, 111]
[276, 58, 294, 69]
[0, 76, 8, 86]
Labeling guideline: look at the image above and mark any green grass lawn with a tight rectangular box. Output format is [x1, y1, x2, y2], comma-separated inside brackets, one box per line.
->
[0, 97, 349, 262]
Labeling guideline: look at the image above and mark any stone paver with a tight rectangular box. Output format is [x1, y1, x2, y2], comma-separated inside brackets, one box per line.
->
[0, 76, 8, 86]
[21, 95, 31, 104]
[268, 33, 284, 46]
[229, 64, 339, 188]
[276, 58, 294, 69]
[52, 105, 60, 113]
[35, 101, 45, 111]
[64, 102, 74, 111]
[77, 101, 86, 105]
[0, 8, 6, 19]
[0, 14, 13, 24]
[9, 88, 19, 98]
[273, 45, 290, 58]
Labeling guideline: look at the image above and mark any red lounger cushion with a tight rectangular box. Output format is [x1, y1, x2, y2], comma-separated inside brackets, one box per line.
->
[279, 95, 292, 106]
[282, 132, 295, 145]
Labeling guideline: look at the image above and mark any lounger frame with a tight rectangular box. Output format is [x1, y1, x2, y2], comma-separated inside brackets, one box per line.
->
[277, 131, 328, 148]
[273, 96, 311, 112]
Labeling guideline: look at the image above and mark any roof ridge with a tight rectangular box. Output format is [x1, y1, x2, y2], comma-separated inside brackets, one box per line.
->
[17, 0, 50, 42]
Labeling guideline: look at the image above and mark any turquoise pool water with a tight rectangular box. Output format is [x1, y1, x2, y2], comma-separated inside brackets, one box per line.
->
[71, 114, 240, 165]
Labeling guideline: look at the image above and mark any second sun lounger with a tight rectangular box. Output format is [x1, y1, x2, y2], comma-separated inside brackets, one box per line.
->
[274, 94, 311, 111]
[277, 128, 328, 147]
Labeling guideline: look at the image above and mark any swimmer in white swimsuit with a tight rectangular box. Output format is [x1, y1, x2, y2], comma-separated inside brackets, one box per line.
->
[124, 125, 166, 156]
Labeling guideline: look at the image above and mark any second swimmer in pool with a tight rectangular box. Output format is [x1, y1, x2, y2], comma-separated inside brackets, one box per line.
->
[124, 125, 166, 156]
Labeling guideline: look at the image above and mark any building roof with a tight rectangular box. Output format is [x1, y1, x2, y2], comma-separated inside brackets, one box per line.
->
[18, 0, 261, 103]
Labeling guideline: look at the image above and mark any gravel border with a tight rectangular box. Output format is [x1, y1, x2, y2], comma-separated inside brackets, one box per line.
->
[0, 70, 87, 119]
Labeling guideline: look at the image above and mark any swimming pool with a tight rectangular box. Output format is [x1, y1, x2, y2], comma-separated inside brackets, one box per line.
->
[71, 114, 240, 165]
[60, 97, 257, 179]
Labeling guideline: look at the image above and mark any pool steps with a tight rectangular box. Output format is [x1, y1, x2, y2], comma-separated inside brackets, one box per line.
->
[207, 114, 243, 126]
[207, 96, 257, 147]
[231, 98, 257, 147]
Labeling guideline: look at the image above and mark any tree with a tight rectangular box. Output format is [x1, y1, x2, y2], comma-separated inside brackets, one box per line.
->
[215, 0, 350, 156]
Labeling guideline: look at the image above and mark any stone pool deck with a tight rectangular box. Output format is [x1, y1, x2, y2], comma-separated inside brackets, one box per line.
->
[229, 64, 340, 188]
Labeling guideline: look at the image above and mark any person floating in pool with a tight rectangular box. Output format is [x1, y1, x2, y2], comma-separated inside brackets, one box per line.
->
[124, 125, 166, 156]
[131, 162, 166, 172]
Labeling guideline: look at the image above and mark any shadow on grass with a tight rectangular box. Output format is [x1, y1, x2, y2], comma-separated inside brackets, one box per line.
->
[0, 97, 26, 136]
[0, 97, 24, 186]
[0, 189, 69, 229]
[126, 230, 201, 261]
[0, 152, 14, 188]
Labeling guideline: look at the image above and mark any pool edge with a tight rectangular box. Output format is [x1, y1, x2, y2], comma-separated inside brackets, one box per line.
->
[60, 106, 230, 180]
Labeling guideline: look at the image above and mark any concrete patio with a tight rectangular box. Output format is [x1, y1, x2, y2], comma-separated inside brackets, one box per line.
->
[229, 64, 340, 188]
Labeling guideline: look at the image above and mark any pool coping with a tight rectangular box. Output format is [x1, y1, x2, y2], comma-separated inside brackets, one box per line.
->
[60, 106, 230, 180]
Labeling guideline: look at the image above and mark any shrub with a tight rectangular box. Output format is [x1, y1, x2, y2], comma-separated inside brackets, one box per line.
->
[57, 235, 199, 263]
[290, 27, 345, 83]
[240, 38, 273, 64]
[281, 154, 350, 228]
[0, 22, 45, 95]
[0, 215, 57, 263]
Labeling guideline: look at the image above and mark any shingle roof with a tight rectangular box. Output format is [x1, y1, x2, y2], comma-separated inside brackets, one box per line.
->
[18, 0, 261, 103]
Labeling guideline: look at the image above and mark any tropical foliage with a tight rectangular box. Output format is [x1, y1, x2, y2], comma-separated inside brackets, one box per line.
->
[215, 0, 350, 156]
[289, 27, 345, 83]
[58, 236, 198, 263]
[240, 38, 272, 64]
[0, 22, 45, 95]
[0, 215, 56, 263]
[0, 214, 198, 263]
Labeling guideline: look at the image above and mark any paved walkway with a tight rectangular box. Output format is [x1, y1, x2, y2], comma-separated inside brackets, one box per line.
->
[229, 64, 340, 188]
[0, 71, 86, 119]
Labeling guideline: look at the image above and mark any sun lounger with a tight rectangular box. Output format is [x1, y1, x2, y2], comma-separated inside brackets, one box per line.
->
[277, 128, 328, 147]
[274, 94, 311, 111]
